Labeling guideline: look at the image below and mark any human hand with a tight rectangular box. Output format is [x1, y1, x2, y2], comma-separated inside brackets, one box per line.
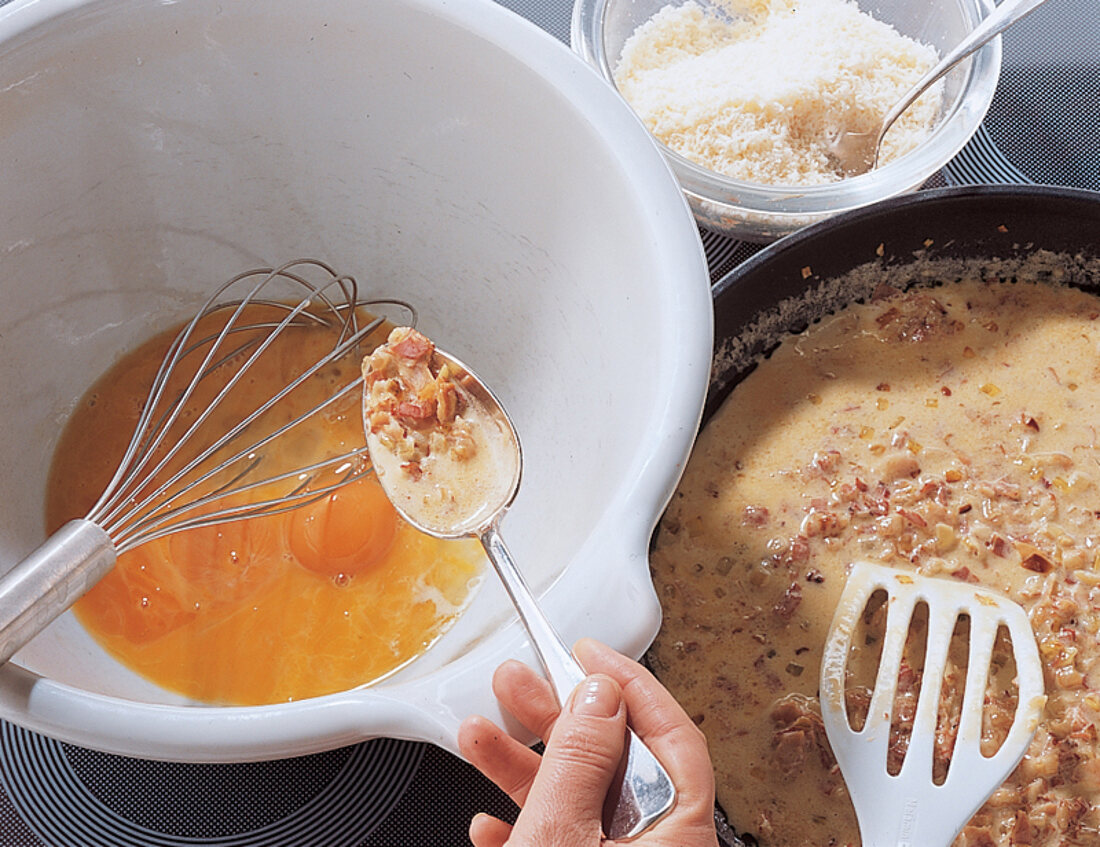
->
[457, 637, 719, 847]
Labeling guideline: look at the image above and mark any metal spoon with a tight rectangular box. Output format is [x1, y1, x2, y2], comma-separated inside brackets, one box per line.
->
[829, 0, 1054, 177]
[362, 330, 676, 840]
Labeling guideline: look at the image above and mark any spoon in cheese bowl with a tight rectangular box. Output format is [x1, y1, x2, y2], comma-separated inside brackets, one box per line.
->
[829, 0, 1053, 177]
[361, 327, 677, 841]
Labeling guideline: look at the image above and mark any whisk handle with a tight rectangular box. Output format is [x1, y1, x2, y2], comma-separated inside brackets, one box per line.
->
[0, 520, 116, 664]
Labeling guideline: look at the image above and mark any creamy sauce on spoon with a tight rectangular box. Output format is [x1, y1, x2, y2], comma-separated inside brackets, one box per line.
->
[362, 327, 519, 536]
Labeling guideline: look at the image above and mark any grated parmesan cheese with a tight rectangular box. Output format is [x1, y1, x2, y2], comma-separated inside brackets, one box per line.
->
[613, 0, 942, 185]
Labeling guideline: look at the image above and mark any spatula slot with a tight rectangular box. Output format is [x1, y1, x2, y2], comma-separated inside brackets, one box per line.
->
[930, 614, 972, 785]
[980, 624, 1020, 760]
[886, 600, 931, 776]
[844, 587, 888, 732]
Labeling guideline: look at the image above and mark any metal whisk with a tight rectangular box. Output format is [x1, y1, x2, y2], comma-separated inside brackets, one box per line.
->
[0, 259, 414, 665]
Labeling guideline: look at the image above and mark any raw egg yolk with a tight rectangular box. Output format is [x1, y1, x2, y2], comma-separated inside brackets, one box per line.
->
[289, 475, 399, 579]
[47, 303, 484, 705]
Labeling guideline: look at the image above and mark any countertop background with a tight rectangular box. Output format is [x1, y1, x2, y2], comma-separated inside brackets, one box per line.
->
[0, 0, 1096, 844]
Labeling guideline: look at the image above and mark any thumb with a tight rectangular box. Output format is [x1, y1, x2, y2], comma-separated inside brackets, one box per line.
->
[512, 674, 627, 845]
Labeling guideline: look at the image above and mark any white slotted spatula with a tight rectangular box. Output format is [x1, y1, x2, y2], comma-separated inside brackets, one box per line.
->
[820, 561, 1047, 847]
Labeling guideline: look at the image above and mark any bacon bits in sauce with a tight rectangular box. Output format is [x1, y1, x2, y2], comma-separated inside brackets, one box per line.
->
[650, 276, 1100, 846]
[363, 327, 518, 535]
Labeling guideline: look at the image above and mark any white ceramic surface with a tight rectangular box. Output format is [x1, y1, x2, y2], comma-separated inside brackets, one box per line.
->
[0, 0, 712, 760]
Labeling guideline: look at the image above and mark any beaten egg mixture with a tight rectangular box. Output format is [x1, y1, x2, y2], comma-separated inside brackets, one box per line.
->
[651, 271, 1100, 845]
[46, 304, 483, 705]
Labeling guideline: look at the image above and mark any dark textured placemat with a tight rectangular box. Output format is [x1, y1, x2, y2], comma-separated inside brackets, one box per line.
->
[0, 0, 1095, 845]
[943, 0, 1100, 190]
[0, 721, 516, 846]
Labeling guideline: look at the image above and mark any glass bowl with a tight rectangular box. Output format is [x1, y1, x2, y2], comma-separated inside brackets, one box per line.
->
[571, 0, 1003, 242]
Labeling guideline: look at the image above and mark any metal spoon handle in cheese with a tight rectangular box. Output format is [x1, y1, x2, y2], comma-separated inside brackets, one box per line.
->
[881, 0, 1052, 148]
[832, 0, 1053, 175]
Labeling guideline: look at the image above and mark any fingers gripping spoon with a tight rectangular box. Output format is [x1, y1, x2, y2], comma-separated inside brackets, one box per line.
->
[820, 561, 1046, 846]
[361, 328, 676, 840]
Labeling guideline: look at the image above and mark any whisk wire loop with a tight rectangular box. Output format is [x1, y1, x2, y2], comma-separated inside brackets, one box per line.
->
[96, 294, 339, 534]
[92, 262, 355, 521]
[106, 370, 371, 548]
[88, 279, 285, 525]
[85, 259, 415, 550]
[108, 293, 321, 512]
[113, 447, 366, 553]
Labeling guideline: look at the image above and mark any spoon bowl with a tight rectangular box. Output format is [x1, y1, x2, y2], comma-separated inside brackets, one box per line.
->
[364, 340, 522, 539]
[362, 329, 677, 840]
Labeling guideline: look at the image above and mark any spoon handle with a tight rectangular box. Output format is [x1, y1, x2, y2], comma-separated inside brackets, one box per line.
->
[480, 524, 583, 694]
[879, 0, 1052, 146]
[479, 524, 677, 840]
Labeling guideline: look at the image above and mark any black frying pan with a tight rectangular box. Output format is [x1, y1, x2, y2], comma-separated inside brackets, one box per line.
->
[708, 185, 1100, 421]
[685, 184, 1100, 846]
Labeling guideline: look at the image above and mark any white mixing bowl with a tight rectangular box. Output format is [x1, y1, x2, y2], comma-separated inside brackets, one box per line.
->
[0, 0, 712, 760]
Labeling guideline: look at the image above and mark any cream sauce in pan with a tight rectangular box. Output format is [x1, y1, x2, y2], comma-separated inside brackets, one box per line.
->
[651, 275, 1100, 845]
